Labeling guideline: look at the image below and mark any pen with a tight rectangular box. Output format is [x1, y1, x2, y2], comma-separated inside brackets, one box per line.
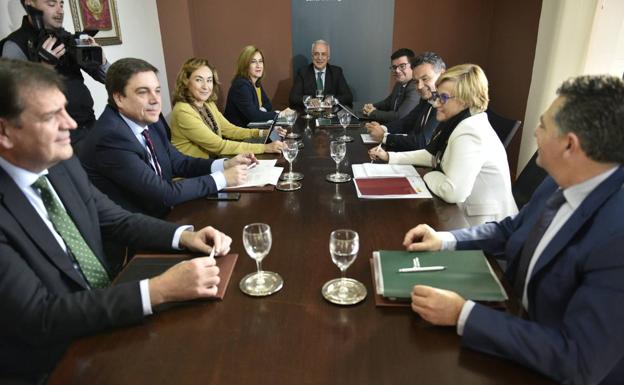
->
[247, 162, 258, 170]
[208, 246, 216, 259]
[398, 266, 445, 273]
[371, 143, 382, 164]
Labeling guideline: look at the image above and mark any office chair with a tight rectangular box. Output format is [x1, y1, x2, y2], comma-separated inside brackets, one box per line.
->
[486, 109, 522, 148]
[512, 150, 547, 210]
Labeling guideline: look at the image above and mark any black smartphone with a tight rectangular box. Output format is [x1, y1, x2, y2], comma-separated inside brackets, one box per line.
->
[206, 192, 241, 201]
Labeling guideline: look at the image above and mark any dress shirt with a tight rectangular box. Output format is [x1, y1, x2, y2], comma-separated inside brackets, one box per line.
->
[449, 166, 619, 335]
[119, 114, 227, 190]
[0, 156, 193, 316]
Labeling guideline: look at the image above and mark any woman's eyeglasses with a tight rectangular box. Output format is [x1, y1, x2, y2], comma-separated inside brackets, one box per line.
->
[429, 91, 455, 105]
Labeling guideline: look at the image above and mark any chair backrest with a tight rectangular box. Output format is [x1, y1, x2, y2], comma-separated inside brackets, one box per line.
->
[486, 109, 521, 148]
[513, 151, 548, 210]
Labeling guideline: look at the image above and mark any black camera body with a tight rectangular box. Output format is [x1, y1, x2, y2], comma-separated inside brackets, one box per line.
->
[27, 5, 103, 69]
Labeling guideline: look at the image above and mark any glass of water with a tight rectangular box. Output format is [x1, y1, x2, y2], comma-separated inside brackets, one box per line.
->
[277, 139, 303, 191]
[321, 229, 367, 305]
[337, 109, 354, 143]
[239, 223, 283, 296]
[285, 110, 300, 139]
[326, 140, 351, 183]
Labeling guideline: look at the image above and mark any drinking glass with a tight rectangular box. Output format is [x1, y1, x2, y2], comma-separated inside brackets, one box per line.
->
[239, 223, 283, 296]
[337, 110, 354, 143]
[277, 139, 303, 191]
[321, 229, 367, 305]
[324, 95, 336, 118]
[285, 110, 300, 139]
[302, 95, 312, 119]
[326, 140, 351, 183]
[315, 89, 324, 101]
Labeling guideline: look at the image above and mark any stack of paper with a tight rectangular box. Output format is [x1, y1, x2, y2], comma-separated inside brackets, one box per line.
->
[351, 164, 432, 199]
[228, 159, 283, 189]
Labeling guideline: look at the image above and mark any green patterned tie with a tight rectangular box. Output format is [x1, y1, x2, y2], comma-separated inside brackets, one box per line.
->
[316, 71, 324, 92]
[32, 176, 111, 289]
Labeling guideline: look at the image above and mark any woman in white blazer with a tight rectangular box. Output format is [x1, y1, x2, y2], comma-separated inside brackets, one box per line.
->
[370, 64, 517, 225]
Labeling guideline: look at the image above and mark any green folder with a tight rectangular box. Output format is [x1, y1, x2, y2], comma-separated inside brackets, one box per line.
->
[373, 250, 508, 301]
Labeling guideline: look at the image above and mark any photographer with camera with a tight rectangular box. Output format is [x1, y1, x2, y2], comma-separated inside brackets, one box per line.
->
[1, 0, 109, 148]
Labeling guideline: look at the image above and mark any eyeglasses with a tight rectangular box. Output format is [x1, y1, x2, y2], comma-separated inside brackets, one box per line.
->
[429, 91, 455, 105]
[389, 63, 409, 71]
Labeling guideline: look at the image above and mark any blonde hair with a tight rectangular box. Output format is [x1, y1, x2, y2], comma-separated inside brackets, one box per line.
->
[436, 63, 489, 114]
[172, 57, 221, 105]
[235, 45, 265, 84]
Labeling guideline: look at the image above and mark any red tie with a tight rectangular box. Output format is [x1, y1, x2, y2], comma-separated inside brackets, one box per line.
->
[141, 129, 163, 178]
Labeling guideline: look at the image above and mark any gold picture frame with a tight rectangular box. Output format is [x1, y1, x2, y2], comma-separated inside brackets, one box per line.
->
[69, 0, 122, 46]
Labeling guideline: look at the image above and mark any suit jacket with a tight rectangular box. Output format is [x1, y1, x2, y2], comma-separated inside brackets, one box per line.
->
[224, 76, 277, 127]
[0, 156, 179, 381]
[288, 63, 353, 108]
[389, 113, 517, 225]
[171, 101, 264, 158]
[369, 80, 420, 123]
[78, 106, 218, 218]
[451, 168, 624, 385]
[384, 99, 438, 151]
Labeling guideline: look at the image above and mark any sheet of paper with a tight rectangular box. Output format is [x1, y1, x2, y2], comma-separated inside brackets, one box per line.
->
[360, 133, 378, 144]
[229, 164, 283, 188]
[352, 163, 419, 178]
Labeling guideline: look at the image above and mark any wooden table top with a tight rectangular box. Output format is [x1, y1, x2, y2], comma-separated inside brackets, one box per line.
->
[47, 120, 553, 385]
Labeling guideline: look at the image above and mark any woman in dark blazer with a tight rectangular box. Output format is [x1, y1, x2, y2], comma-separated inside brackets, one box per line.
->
[224, 45, 290, 127]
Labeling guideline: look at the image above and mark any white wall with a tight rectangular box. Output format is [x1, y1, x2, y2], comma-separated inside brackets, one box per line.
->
[518, 0, 597, 173]
[518, 0, 624, 174]
[0, 0, 171, 117]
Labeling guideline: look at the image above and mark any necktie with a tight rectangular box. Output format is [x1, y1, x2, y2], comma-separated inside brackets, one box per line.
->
[142, 129, 163, 177]
[512, 189, 567, 299]
[32, 176, 111, 289]
[393, 86, 404, 111]
[316, 72, 324, 92]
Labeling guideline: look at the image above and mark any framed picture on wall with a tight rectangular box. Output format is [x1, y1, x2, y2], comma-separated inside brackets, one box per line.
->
[68, 0, 122, 46]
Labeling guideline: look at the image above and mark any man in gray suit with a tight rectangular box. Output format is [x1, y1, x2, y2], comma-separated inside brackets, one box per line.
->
[0, 58, 231, 384]
[361, 48, 420, 123]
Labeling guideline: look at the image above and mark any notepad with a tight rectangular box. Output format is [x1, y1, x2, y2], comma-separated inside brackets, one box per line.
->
[372, 250, 507, 302]
[114, 253, 238, 306]
[351, 164, 431, 199]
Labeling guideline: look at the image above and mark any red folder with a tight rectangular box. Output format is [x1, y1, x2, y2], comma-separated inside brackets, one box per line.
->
[354, 177, 416, 195]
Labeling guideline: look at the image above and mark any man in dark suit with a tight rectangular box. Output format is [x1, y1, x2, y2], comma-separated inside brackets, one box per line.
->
[401, 75, 624, 385]
[78, 58, 253, 219]
[361, 48, 420, 123]
[0, 59, 232, 384]
[366, 52, 445, 151]
[288, 39, 353, 108]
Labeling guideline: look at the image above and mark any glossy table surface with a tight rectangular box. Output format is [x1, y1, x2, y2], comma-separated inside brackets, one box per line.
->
[47, 120, 553, 385]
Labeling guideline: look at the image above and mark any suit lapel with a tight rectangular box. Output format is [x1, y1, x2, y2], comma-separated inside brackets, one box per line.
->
[530, 167, 624, 279]
[0, 167, 88, 287]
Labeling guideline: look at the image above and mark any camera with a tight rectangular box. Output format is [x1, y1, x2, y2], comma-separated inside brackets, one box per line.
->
[27, 5, 103, 69]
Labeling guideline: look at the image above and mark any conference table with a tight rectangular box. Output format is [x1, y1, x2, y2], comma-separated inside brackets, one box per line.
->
[47, 119, 553, 385]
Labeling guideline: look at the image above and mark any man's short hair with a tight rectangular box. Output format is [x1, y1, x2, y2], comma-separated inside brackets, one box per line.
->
[0, 58, 63, 122]
[391, 48, 415, 62]
[412, 51, 446, 73]
[555, 75, 624, 164]
[106, 58, 158, 107]
[311, 40, 330, 52]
